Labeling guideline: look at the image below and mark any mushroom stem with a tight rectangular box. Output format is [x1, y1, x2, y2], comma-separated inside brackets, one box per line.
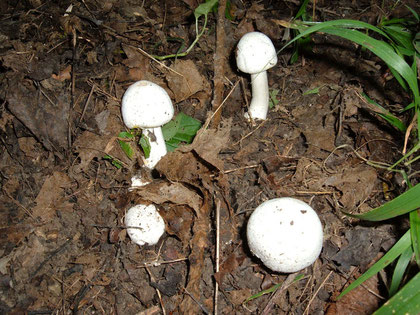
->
[249, 71, 269, 120]
[142, 127, 167, 169]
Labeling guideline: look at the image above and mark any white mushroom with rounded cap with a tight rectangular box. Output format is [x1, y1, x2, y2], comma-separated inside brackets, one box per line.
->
[236, 32, 278, 120]
[121, 80, 174, 169]
[247, 197, 323, 273]
[125, 204, 165, 246]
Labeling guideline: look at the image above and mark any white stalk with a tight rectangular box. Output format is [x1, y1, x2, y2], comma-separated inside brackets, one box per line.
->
[248, 71, 269, 120]
[142, 127, 167, 169]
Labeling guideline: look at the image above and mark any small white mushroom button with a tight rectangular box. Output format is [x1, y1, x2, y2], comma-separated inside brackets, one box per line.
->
[247, 197, 323, 273]
[125, 204, 165, 246]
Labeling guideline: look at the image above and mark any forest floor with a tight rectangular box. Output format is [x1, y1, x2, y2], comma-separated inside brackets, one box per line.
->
[1, 0, 419, 314]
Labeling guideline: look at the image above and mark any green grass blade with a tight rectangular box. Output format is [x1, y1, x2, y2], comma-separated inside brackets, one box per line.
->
[362, 93, 406, 132]
[321, 28, 419, 102]
[343, 183, 420, 221]
[243, 274, 304, 304]
[279, 21, 420, 107]
[374, 271, 420, 315]
[389, 246, 413, 296]
[338, 230, 411, 299]
[410, 209, 420, 266]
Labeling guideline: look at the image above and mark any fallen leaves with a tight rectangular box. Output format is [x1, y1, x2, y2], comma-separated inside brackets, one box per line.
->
[167, 59, 209, 103]
[32, 171, 73, 221]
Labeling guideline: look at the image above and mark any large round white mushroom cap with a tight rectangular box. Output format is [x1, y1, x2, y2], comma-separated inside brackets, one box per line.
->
[236, 32, 278, 74]
[125, 204, 165, 246]
[247, 197, 323, 273]
[121, 80, 174, 129]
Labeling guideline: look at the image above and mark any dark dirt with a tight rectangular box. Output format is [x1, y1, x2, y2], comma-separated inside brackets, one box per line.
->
[1, 0, 419, 314]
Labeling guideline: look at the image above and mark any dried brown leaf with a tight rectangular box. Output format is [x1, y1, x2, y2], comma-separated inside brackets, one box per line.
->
[134, 180, 202, 214]
[32, 171, 72, 221]
[167, 59, 207, 102]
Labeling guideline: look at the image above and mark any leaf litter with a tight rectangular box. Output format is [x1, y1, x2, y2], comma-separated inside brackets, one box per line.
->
[0, 0, 419, 314]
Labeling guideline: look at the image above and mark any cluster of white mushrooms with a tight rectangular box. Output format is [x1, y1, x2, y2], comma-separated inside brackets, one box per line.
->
[121, 32, 323, 273]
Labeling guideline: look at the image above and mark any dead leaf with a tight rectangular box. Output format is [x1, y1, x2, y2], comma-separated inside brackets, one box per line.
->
[32, 171, 72, 220]
[160, 204, 194, 244]
[323, 165, 377, 209]
[6, 74, 69, 153]
[167, 59, 207, 102]
[134, 180, 202, 214]
[51, 65, 72, 81]
[327, 271, 380, 315]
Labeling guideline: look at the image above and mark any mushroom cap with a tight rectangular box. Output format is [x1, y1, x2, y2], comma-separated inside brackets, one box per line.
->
[247, 197, 323, 273]
[121, 80, 174, 129]
[236, 32, 278, 74]
[125, 204, 165, 246]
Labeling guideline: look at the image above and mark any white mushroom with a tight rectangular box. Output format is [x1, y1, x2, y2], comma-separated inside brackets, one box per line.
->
[125, 204, 165, 246]
[236, 32, 278, 120]
[247, 197, 323, 273]
[121, 80, 174, 169]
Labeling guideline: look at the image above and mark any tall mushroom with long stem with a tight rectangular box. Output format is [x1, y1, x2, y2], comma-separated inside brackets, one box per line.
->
[121, 80, 174, 169]
[236, 32, 278, 120]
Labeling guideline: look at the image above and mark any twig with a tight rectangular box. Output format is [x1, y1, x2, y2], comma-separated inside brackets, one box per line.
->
[203, 80, 239, 130]
[78, 84, 95, 125]
[261, 272, 299, 315]
[222, 164, 259, 174]
[145, 267, 166, 315]
[183, 288, 210, 315]
[214, 200, 221, 315]
[211, 0, 228, 128]
[303, 271, 333, 315]
[232, 119, 267, 146]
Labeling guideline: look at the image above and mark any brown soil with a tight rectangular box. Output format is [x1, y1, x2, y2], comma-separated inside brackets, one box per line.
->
[0, 0, 419, 314]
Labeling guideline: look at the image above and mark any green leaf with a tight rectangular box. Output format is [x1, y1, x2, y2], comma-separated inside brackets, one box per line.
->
[194, 0, 218, 19]
[343, 183, 420, 221]
[269, 89, 280, 108]
[389, 246, 413, 296]
[139, 134, 151, 158]
[409, 209, 420, 266]
[279, 20, 420, 107]
[382, 25, 414, 51]
[103, 155, 123, 169]
[118, 131, 135, 139]
[362, 93, 406, 132]
[374, 271, 420, 315]
[338, 230, 411, 299]
[303, 86, 323, 95]
[118, 140, 134, 159]
[162, 112, 201, 151]
[243, 274, 304, 304]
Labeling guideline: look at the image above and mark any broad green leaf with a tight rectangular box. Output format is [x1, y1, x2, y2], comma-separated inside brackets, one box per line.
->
[389, 246, 413, 296]
[343, 182, 420, 222]
[118, 140, 134, 159]
[118, 131, 135, 139]
[194, 0, 218, 19]
[374, 271, 420, 315]
[139, 134, 151, 158]
[338, 230, 411, 299]
[162, 112, 201, 151]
